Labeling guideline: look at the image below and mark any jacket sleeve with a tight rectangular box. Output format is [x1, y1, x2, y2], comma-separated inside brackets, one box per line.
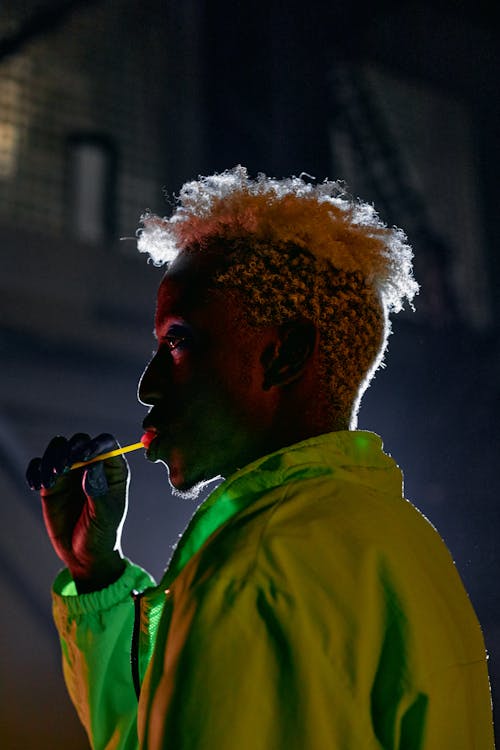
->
[52, 560, 155, 750]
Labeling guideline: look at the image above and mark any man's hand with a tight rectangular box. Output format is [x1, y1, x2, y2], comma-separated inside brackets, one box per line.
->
[26, 433, 129, 593]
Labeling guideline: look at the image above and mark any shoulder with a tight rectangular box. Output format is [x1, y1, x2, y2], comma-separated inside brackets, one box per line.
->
[184, 469, 420, 590]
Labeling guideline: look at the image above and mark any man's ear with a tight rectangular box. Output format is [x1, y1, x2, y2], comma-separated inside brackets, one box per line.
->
[261, 319, 317, 391]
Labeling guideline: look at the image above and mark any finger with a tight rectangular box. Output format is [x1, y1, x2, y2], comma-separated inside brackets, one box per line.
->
[85, 433, 120, 461]
[41, 436, 70, 489]
[67, 432, 92, 464]
[26, 457, 42, 491]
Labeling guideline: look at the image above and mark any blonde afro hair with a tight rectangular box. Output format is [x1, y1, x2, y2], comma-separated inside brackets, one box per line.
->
[138, 166, 418, 427]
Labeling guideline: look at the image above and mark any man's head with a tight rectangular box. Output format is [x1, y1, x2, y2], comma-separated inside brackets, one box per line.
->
[138, 167, 418, 492]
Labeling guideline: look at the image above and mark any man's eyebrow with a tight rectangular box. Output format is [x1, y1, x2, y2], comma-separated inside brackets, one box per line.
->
[152, 320, 192, 341]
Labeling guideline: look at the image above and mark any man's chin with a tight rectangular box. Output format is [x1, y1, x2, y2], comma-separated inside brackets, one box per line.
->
[166, 463, 221, 501]
[151, 451, 222, 499]
[169, 482, 205, 500]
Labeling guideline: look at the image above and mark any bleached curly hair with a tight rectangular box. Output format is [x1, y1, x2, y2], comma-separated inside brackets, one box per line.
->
[137, 166, 418, 428]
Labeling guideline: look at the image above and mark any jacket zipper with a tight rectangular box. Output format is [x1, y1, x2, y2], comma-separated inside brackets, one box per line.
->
[131, 589, 144, 700]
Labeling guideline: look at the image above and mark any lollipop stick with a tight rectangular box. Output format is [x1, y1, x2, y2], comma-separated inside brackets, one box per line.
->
[70, 442, 144, 470]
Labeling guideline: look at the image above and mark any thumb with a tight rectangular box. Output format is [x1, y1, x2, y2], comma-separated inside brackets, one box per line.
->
[83, 462, 109, 498]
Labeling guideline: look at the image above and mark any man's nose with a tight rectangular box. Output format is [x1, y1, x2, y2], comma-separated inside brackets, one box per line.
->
[138, 352, 165, 406]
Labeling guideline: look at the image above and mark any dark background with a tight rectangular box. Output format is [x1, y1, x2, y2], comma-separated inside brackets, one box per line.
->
[0, 1, 498, 747]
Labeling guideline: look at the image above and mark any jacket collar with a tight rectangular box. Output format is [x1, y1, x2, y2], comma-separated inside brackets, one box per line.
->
[161, 430, 396, 588]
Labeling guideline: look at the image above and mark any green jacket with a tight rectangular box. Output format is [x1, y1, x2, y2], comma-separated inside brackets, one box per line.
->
[53, 431, 494, 749]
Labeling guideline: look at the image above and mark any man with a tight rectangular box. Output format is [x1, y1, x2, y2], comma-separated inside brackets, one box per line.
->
[27, 167, 494, 748]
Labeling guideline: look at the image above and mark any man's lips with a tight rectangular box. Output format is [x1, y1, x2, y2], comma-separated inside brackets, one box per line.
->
[141, 429, 158, 450]
[142, 410, 174, 452]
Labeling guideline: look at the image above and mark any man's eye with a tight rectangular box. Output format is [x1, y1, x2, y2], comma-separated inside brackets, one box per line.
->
[163, 335, 188, 351]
